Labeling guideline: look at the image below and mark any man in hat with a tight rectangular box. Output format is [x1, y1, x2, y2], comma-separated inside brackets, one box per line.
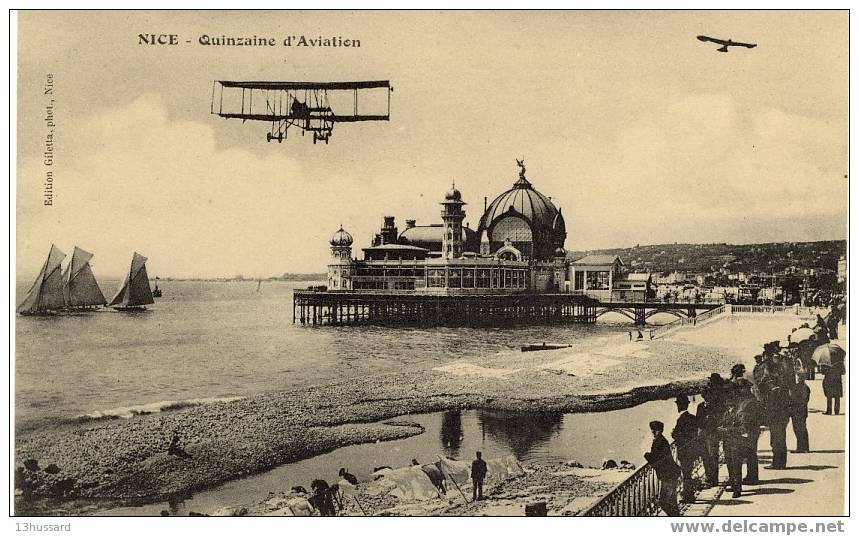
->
[791, 371, 810, 452]
[719, 382, 750, 497]
[730, 363, 746, 383]
[471, 451, 487, 501]
[733, 378, 763, 485]
[645, 420, 681, 516]
[696, 376, 725, 487]
[672, 395, 699, 502]
[754, 341, 791, 470]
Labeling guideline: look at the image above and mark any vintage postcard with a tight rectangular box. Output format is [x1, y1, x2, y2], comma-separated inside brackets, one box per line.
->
[12, 9, 849, 523]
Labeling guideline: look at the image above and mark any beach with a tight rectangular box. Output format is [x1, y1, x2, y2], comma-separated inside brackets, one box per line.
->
[14, 313, 812, 515]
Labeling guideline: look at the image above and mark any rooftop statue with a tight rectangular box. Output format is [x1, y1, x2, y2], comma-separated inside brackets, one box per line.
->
[516, 158, 526, 180]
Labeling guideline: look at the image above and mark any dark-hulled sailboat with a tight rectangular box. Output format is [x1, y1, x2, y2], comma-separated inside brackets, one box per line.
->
[62, 246, 108, 310]
[109, 252, 155, 310]
[18, 245, 67, 315]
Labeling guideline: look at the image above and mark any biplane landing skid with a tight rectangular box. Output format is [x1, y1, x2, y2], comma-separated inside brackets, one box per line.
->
[211, 80, 392, 145]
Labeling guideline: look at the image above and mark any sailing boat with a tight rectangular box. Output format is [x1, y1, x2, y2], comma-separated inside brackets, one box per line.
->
[152, 276, 163, 298]
[109, 252, 155, 310]
[62, 246, 107, 310]
[18, 245, 67, 315]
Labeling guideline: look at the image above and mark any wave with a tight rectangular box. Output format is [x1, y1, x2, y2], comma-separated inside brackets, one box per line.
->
[73, 396, 245, 422]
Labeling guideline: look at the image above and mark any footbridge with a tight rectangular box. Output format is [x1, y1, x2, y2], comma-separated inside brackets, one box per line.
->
[593, 300, 723, 326]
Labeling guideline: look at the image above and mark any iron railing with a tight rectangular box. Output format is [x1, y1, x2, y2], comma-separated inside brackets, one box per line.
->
[579, 443, 705, 517]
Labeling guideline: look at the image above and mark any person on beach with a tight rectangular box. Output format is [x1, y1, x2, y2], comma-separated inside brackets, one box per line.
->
[696, 377, 725, 487]
[338, 468, 359, 486]
[167, 428, 191, 459]
[671, 395, 699, 503]
[645, 420, 681, 516]
[310, 479, 337, 516]
[471, 451, 488, 501]
[791, 371, 811, 452]
[822, 357, 845, 416]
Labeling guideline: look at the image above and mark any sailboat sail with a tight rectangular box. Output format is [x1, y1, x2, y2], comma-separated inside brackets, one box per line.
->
[110, 252, 155, 307]
[62, 246, 107, 307]
[17, 245, 67, 314]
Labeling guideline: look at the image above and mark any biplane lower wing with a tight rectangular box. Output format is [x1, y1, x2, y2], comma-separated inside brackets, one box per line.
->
[216, 113, 390, 122]
[218, 80, 391, 90]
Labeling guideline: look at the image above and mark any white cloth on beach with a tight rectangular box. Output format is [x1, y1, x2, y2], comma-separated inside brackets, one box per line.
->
[438, 457, 471, 485]
[382, 466, 440, 501]
[286, 497, 314, 516]
[337, 478, 358, 496]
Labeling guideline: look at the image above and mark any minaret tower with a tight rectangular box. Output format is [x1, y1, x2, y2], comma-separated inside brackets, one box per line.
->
[327, 226, 354, 290]
[440, 184, 466, 259]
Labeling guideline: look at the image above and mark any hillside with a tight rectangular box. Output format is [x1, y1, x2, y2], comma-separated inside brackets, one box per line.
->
[567, 240, 846, 275]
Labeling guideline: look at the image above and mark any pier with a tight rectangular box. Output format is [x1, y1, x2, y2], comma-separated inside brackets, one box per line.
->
[293, 290, 726, 327]
[293, 290, 599, 326]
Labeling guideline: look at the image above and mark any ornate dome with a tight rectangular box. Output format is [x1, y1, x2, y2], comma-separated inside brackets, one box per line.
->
[444, 187, 462, 202]
[477, 166, 566, 260]
[330, 226, 353, 247]
[480, 177, 559, 230]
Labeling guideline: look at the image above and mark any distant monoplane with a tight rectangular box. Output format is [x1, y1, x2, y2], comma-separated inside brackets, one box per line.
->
[211, 80, 393, 145]
[697, 35, 757, 53]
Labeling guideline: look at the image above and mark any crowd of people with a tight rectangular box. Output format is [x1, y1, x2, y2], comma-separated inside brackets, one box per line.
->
[645, 304, 846, 516]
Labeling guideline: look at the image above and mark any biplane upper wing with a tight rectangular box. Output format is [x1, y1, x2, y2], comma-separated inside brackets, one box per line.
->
[697, 35, 729, 46]
[211, 80, 392, 122]
[697, 35, 757, 49]
[218, 80, 391, 90]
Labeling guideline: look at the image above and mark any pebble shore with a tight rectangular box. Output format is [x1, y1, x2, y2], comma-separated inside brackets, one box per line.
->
[15, 337, 738, 511]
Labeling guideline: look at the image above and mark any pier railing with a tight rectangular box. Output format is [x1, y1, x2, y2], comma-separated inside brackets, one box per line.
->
[579, 443, 705, 517]
[648, 303, 819, 340]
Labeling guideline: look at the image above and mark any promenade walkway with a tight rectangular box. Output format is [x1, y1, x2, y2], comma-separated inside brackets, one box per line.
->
[691, 337, 847, 517]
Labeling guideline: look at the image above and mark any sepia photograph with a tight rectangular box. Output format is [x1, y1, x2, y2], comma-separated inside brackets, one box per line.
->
[10, 7, 849, 524]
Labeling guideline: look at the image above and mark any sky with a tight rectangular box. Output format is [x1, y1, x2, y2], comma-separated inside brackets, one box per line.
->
[16, 10, 848, 279]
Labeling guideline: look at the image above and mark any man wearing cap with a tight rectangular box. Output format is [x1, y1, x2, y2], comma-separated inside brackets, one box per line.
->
[645, 420, 681, 516]
[672, 395, 699, 502]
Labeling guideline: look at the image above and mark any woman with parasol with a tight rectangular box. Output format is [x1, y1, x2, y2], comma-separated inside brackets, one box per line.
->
[814, 342, 846, 415]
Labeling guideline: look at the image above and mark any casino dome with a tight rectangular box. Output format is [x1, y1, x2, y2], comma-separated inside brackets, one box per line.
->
[477, 169, 567, 261]
[330, 226, 353, 247]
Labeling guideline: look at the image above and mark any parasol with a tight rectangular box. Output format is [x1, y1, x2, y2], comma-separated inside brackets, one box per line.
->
[812, 343, 845, 369]
[790, 327, 816, 343]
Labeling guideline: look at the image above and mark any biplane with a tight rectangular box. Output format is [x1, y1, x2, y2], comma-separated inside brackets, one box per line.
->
[696, 35, 757, 53]
[210, 80, 392, 144]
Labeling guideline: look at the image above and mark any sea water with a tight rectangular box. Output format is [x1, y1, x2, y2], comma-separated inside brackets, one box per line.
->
[15, 280, 636, 432]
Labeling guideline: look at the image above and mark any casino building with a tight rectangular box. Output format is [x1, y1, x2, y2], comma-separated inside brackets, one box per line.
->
[327, 162, 571, 295]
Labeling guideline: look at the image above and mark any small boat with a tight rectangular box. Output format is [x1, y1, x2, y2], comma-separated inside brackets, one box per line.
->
[152, 276, 163, 298]
[521, 343, 572, 352]
[109, 252, 155, 311]
[62, 246, 107, 311]
[18, 245, 67, 315]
